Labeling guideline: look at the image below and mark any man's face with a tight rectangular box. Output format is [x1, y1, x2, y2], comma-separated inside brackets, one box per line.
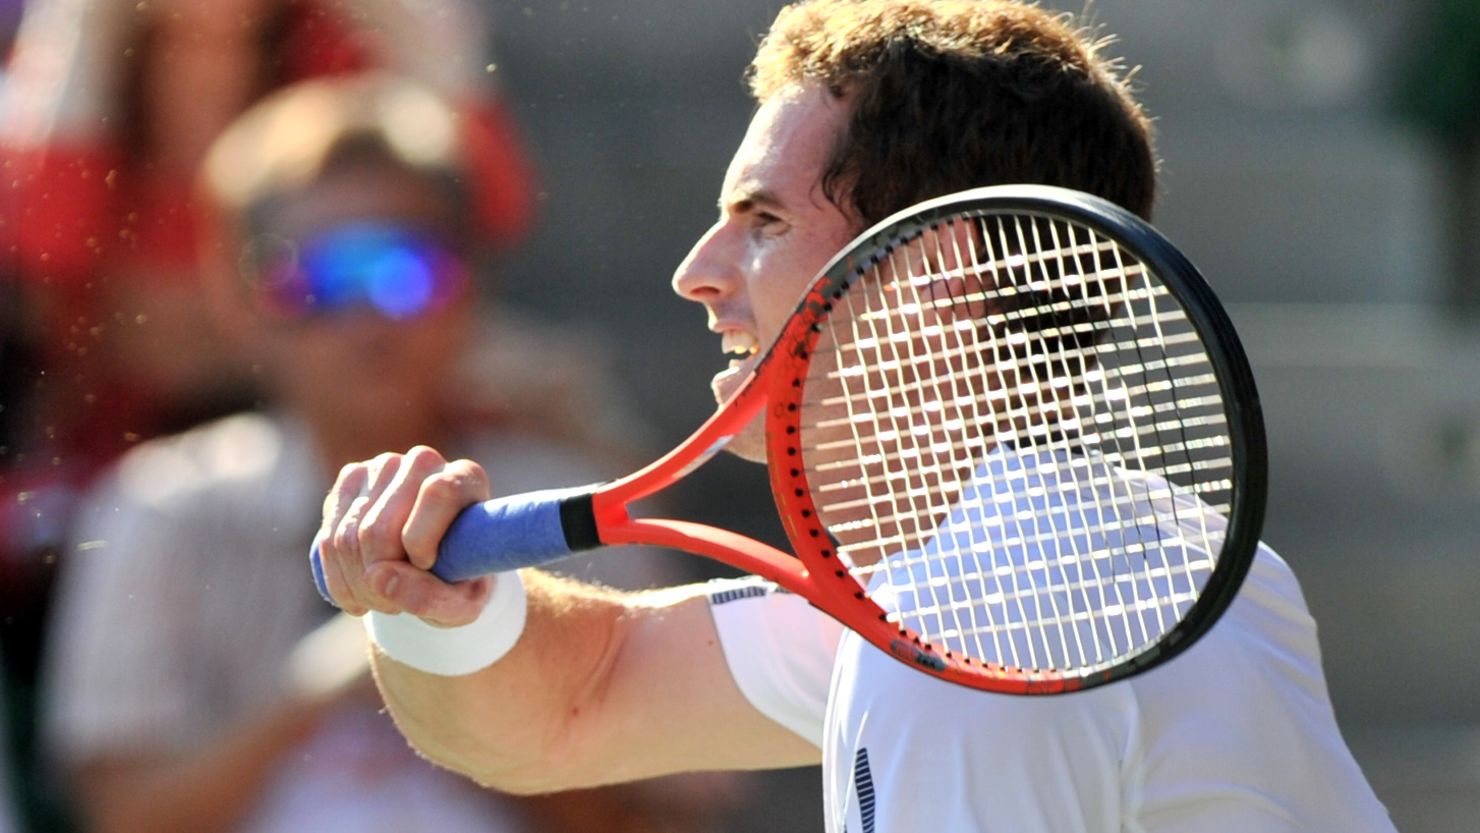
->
[672, 82, 858, 461]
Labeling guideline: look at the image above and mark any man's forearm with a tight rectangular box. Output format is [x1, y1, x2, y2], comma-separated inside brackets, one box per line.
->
[371, 570, 632, 794]
[370, 569, 820, 790]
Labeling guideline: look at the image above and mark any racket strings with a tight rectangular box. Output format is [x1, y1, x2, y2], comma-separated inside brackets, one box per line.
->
[800, 210, 1236, 677]
[1100, 218, 1233, 645]
[946, 225, 1063, 669]
[885, 238, 1004, 661]
[1004, 215, 1220, 661]
[985, 216, 1123, 666]
[1037, 217, 1167, 654]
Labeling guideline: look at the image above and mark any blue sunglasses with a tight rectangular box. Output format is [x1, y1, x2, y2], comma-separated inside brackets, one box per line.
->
[253, 222, 469, 321]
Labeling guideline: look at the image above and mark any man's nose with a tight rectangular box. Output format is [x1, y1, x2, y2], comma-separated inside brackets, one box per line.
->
[671, 221, 740, 304]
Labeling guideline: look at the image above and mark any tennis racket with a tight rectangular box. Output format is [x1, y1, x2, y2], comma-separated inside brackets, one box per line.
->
[313, 184, 1265, 694]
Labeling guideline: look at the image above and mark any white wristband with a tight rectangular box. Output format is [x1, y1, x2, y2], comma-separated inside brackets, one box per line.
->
[365, 571, 527, 676]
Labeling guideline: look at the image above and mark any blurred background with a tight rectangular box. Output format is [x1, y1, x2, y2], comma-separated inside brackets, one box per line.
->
[3, 0, 1478, 831]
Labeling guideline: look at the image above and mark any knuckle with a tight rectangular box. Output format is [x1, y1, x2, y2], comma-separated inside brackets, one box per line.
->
[444, 459, 491, 492]
[334, 461, 368, 490]
[419, 475, 463, 504]
[405, 445, 448, 470]
[356, 518, 399, 556]
[332, 518, 361, 554]
[321, 571, 361, 615]
[366, 452, 404, 484]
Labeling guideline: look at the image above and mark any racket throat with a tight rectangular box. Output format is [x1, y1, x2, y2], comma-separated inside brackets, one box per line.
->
[559, 490, 605, 552]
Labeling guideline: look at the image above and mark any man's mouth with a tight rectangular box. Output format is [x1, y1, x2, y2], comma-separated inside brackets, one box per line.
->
[711, 331, 761, 403]
[721, 331, 760, 367]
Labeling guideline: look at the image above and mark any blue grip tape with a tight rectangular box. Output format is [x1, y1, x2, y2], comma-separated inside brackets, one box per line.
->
[310, 543, 332, 604]
[432, 487, 592, 582]
[306, 486, 594, 603]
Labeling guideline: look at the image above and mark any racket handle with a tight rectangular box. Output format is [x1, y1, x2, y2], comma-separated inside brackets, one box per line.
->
[308, 486, 601, 604]
[432, 486, 600, 582]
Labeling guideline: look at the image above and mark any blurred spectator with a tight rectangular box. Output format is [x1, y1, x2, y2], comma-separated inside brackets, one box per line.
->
[38, 72, 740, 833]
[1, 0, 533, 465]
[1, 2, 533, 827]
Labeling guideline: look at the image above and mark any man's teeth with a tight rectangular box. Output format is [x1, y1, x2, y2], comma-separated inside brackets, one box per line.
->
[722, 333, 760, 356]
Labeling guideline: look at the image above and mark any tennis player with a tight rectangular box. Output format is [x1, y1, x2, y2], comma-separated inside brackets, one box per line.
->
[315, 2, 1396, 830]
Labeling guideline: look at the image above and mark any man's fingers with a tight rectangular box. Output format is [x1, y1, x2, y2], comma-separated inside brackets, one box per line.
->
[316, 449, 490, 619]
[366, 561, 493, 628]
[321, 452, 414, 611]
[316, 533, 371, 616]
[318, 462, 374, 610]
[321, 462, 370, 542]
[403, 457, 490, 571]
[332, 493, 377, 602]
[360, 446, 448, 569]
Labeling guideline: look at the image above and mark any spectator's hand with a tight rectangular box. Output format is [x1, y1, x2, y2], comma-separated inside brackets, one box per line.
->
[316, 446, 493, 626]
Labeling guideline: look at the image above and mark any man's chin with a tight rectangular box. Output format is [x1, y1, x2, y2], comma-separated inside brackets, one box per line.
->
[709, 362, 767, 462]
[722, 416, 768, 463]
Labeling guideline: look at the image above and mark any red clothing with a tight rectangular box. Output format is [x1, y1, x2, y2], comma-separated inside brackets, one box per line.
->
[2, 0, 535, 467]
[8, 1, 534, 291]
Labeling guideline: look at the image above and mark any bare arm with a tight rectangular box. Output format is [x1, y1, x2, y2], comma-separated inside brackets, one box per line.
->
[318, 447, 819, 794]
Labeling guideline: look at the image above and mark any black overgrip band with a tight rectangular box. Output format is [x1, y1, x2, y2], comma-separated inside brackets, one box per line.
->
[557, 490, 602, 552]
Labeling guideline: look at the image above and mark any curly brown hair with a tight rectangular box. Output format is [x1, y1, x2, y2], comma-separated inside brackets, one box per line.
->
[748, 0, 1157, 225]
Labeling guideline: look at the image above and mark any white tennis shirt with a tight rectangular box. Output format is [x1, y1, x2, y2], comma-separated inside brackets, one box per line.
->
[709, 452, 1395, 832]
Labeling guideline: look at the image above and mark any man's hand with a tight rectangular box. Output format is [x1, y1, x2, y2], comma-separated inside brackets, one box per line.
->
[314, 445, 494, 626]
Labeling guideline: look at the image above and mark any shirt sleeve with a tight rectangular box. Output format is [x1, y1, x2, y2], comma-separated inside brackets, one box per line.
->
[705, 576, 842, 748]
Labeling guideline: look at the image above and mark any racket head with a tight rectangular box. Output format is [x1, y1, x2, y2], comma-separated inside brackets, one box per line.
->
[764, 184, 1265, 693]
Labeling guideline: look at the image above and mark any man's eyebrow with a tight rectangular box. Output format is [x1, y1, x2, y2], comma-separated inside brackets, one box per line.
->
[720, 186, 786, 215]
